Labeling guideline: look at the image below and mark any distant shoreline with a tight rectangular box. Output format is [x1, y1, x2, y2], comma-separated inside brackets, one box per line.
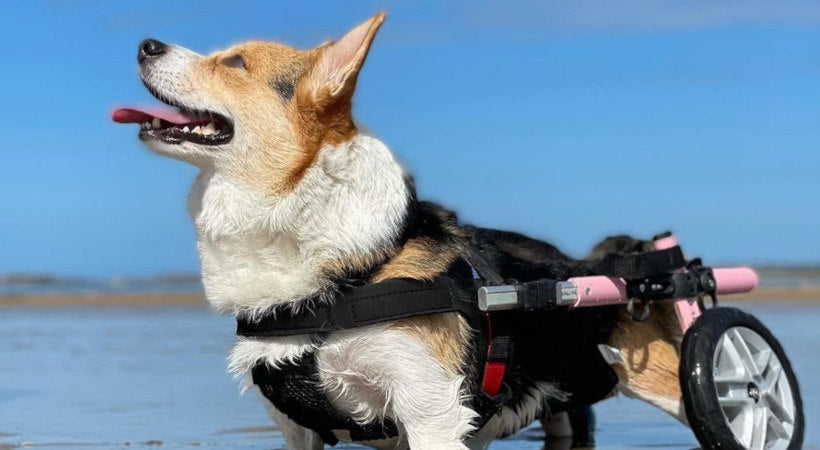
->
[2, 287, 819, 307]
[0, 292, 206, 307]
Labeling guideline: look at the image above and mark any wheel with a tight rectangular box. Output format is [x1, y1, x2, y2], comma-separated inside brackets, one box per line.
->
[680, 307, 804, 450]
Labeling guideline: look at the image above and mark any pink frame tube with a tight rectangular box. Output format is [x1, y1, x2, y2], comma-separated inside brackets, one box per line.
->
[566, 276, 628, 308]
[712, 267, 758, 294]
[564, 233, 758, 334]
[652, 234, 701, 332]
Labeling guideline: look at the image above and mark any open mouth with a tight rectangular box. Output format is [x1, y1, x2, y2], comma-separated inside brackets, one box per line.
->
[112, 86, 233, 146]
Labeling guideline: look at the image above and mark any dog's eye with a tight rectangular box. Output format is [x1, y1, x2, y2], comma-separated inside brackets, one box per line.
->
[221, 54, 246, 70]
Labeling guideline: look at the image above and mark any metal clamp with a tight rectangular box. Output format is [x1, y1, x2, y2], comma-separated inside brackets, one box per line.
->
[555, 281, 577, 306]
[478, 280, 574, 311]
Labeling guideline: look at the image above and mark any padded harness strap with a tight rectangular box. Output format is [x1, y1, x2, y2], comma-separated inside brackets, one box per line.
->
[237, 273, 476, 337]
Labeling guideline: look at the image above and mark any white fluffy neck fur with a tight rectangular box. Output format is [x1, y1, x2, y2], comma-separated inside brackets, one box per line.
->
[188, 134, 410, 319]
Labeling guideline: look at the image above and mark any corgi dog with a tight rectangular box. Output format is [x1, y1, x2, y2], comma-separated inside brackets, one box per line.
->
[114, 13, 687, 449]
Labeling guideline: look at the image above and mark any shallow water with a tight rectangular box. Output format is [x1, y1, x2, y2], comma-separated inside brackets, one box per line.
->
[0, 302, 817, 449]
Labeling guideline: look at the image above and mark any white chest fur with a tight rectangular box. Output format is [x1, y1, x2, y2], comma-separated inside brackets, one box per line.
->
[187, 170, 324, 318]
[187, 133, 410, 330]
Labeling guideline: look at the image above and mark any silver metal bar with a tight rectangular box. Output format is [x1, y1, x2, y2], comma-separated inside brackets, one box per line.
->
[477, 285, 521, 311]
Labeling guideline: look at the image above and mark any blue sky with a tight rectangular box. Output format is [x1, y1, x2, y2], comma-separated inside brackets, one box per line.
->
[1, 1, 819, 277]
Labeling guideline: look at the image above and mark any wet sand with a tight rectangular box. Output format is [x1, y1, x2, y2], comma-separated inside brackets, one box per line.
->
[0, 303, 817, 448]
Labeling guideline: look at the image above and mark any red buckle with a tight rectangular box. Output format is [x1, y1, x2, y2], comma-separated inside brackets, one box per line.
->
[481, 361, 506, 396]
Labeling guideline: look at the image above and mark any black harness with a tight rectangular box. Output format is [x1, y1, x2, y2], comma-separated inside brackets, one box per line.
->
[237, 273, 478, 338]
[237, 243, 690, 445]
[238, 258, 491, 445]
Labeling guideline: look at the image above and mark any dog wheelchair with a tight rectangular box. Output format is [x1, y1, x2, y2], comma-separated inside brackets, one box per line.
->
[477, 232, 804, 449]
[238, 228, 803, 449]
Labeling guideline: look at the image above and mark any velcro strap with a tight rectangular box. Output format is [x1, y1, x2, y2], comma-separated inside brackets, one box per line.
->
[589, 246, 686, 279]
[487, 335, 513, 360]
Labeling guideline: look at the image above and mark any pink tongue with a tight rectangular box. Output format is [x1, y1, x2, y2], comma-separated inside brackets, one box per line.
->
[111, 106, 197, 125]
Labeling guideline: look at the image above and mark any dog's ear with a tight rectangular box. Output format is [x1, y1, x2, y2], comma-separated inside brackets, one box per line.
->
[301, 12, 385, 106]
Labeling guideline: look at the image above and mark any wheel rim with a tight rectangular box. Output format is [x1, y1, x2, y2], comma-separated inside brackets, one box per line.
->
[713, 326, 796, 449]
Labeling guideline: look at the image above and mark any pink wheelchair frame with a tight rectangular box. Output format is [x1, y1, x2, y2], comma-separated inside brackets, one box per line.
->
[477, 232, 803, 448]
[565, 232, 757, 333]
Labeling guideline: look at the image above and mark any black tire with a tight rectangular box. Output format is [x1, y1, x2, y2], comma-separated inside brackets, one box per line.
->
[680, 307, 804, 449]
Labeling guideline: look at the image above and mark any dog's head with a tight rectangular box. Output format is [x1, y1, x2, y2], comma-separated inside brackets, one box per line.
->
[114, 13, 385, 194]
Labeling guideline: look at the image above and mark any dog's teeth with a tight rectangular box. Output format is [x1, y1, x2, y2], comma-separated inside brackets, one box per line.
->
[143, 122, 150, 130]
[152, 118, 161, 129]
[202, 122, 216, 135]
[182, 126, 190, 133]
[192, 126, 202, 134]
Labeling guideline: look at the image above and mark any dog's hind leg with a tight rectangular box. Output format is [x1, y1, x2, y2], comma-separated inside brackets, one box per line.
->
[259, 392, 324, 450]
[606, 302, 688, 424]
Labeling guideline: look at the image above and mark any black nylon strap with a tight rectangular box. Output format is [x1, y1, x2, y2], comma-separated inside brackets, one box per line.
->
[487, 335, 513, 361]
[589, 246, 686, 279]
[237, 276, 469, 337]
[467, 246, 505, 285]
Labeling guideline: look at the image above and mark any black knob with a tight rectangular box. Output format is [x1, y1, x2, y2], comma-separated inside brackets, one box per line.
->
[138, 39, 166, 63]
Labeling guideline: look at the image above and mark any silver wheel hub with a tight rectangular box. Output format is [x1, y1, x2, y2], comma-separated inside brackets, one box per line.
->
[713, 326, 796, 449]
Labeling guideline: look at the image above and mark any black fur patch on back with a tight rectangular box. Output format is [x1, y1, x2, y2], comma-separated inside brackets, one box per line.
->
[467, 227, 592, 281]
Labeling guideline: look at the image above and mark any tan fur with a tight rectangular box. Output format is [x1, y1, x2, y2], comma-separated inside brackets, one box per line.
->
[608, 302, 683, 400]
[372, 237, 461, 282]
[372, 218, 469, 372]
[320, 249, 396, 282]
[287, 13, 384, 189]
[189, 42, 319, 195]
[376, 243, 468, 371]
[185, 13, 385, 196]
[393, 313, 472, 374]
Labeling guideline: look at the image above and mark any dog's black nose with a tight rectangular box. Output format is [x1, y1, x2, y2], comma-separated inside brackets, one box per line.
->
[138, 39, 166, 63]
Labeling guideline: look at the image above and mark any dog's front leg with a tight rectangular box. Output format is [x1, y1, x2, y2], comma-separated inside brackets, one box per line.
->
[389, 370, 476, 450]
[259, 390, 324, 450]
[375, 331, 478, 450]
[318, 327, 477, 450]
